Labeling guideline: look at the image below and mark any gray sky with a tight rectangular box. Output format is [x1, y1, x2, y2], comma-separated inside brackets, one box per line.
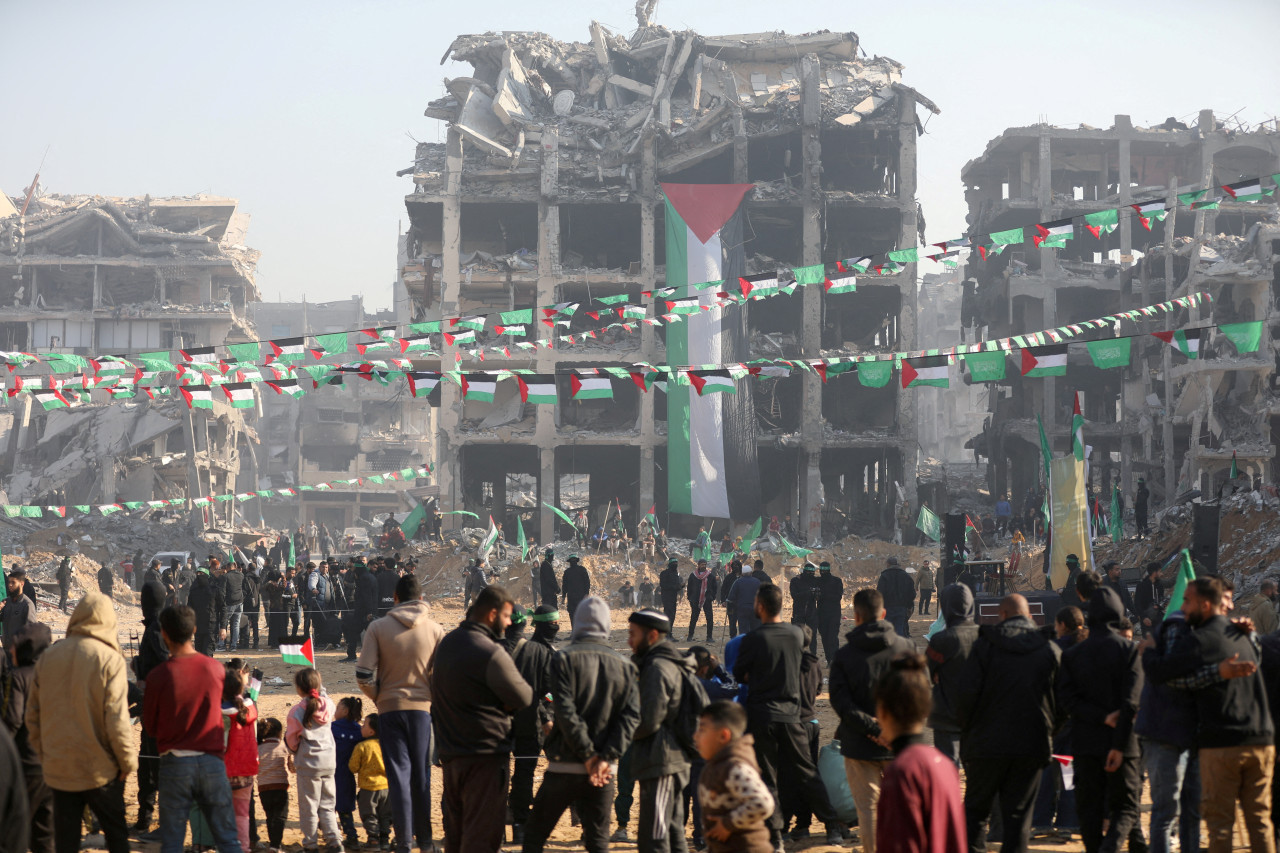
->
[5, 0, 1277, 311]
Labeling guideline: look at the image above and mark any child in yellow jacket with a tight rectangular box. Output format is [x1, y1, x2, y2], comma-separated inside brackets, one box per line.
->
[348, 713, 391, 850]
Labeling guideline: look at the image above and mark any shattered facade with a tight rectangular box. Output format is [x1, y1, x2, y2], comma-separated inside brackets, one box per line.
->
[962, 110, 1280, 510]
[0, 192, 263, 518]
[401, 21, 936, 543]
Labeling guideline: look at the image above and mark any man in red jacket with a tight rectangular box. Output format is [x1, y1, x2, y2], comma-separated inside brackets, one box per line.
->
[141, 605, 241, 852]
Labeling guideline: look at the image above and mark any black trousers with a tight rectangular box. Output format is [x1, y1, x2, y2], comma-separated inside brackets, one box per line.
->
[442, 754, 509, 853]
[687, 599, 714, 641]
[1074, 754, 1140, 853]
[818, 614, 840, 664]
[523, 772, 614, 853]
[918, 589, 933, 614]
[661, 594, 678, 626]
[137, 729, 159, 823]
[749, 717, 837, 838]
[346, 613, 367, 660]
[27, 769, 53, 853]
[194, 630, 215, 657]
[52, 780, 129, 853]
[779, 720, 821, 832]
[638, 772, 688, 853]
[509, 736, 540, 828]
[724, 605, 737, 638]
[260, 788, 288, 848]
[962, 755, 1044, 853]
[244, 603, 260, 646]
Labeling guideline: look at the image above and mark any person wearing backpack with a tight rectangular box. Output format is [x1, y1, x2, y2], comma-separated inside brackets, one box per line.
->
[627, 608, 706, 853]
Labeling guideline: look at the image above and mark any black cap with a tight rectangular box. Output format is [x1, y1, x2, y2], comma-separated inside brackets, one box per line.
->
[629, 608, 671, 634]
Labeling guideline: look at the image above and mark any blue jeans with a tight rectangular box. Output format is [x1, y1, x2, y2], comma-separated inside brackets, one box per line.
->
[1143, 739, 1200, 853]
[158, 753, 241, 853]
[381, 710, 433, 853]
[225, 603, 244, 650]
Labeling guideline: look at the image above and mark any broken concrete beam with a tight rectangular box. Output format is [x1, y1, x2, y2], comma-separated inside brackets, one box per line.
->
[657, 138, 733, 175]
[456, 87, 513, 158]
[493, 48, 537, 127]
[609, 75, 655, 98]
[624, 106, 654, 131]
[568, 114, 613, 130]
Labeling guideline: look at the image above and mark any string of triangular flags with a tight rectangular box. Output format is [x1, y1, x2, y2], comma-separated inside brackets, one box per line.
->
[0, 465, 432, 519]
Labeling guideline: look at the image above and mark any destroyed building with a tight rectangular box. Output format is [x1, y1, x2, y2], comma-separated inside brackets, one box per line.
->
[250, 296, 434, 532]
[962, 110, 1280, 510]
[399, 20, 937, 543]
[0, 191, 263, 520]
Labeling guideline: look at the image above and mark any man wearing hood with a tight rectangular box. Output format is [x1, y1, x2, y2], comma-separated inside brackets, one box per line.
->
[26, 592, 137, 853]
[627, 608, 699, 853]
[725, 563, 762, 635]
[956, 594, 1061, 853]
[1058, 586, 1143, 853]
[186, 565, 225, 657]
[562, 556, 592, 627]
[829, 588, 915, 853]
[2, 621, 52, 853]
[815, 562, 844, 665]
[790, 563, 819, 645]
[658, 559, 683, 626]
[132, 580, 170, 836]
[345, 558, 379, 663]
[538, 549, 560, 608]
[524, 598, 640, 853]
[876, 557, 915, 638]
[925, 584, 979, 766]
[358, 573, 446, 853]
[504, 605, 557, 844]
[432, 585, 533, 853]
[686, 559, 719, 643]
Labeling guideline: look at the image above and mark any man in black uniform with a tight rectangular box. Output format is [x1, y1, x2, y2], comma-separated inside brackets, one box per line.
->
[538, 549, 559, 608]
[658, 559, 682, 626]
[561, 556, 591, 627]
[790, 563, 820, 654]
[346, 559, 379, 663]
[186, 565, 225, 656]
[1102, 560, 1137, 620]
[97, 563, 114, 598]
[1134, 478, 1150, 537]
[719, 559, 742, 638]
[56, 558, 72, 613]
[464, 558, 488, 609]
[376, 559, 399, 617]
[815, 561, 844, 665]
[503, 604, 557, 844]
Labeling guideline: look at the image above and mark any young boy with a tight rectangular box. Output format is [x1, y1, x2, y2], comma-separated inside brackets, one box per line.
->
[873, 654, 965, 853]
[694, 700, 775, 853]
[348, 713, 391, 850]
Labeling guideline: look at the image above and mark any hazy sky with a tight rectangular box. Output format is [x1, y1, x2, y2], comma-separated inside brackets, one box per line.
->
[5, 0, 1277, 311]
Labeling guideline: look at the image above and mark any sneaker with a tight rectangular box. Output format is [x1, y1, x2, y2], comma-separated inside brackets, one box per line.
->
[341, 656, 358, 663]
[789, 827, 810, 840]
[611, 828, 629, 843]
[136, 830, 163, 845]
[825, 827, 843, 845]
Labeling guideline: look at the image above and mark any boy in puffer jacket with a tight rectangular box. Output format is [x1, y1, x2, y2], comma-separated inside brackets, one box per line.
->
[696, 700, 774, 853]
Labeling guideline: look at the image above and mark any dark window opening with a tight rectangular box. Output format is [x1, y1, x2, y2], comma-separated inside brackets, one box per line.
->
[560, 204, 642, 271]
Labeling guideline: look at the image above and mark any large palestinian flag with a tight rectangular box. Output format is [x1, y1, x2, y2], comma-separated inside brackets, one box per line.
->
[663, 183, 761, 519]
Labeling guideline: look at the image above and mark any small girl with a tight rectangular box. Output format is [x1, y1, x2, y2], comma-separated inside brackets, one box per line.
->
[333, 696, 365, 848]
[223, 664, 260, 852]
[285, 667, 345, 853]
[257, 718, 291, 853]
[349, 713, 392, 850]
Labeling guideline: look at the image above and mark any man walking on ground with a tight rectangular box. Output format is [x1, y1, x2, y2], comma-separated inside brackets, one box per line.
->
[562, 556, 591, 627]
[733, 584, 843, 849]
[140, 605, 241, 852]
[357, 574, 445, 853]
[523, 598, 639, 853]
[659, 559, 683, 626]
[720, 560, 742, 639]
[958, 593, 1061, 853]
[538, 549, 559, 608]
[829, 588, 915, 853]
[686, 559, 718, 643]
[815, 561, 844, 665]
[26, 593, 137, 853]
[56, 557, 72, 613]
[914, 562, 936, 616]
[221, 560, 246, 653]
[431, 586, 532, 853]
[627, 608, 701, 853]
[876, 557, 915, 638]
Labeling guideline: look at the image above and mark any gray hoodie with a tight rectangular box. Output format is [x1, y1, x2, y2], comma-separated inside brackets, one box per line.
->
[571, 596, 611, 641]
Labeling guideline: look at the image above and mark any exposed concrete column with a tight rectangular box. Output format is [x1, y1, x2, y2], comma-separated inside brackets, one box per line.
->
[436, 129, 465, 517]
[800, 450, 823, 544]
[1043, 287, 1057, 426]
[100, 457, 117, 503]
[1162, 177, 1178, 501]
[896, 91, 920, 510]
[1117, 117, 1134, 275]
[537, 127, 562, 545]
[640, 136, 657, 359]
[92, 264, 102, 309]
[797, 53, 824, 539]
[539, 447, 557, 545]
[199, 271, 213, 305]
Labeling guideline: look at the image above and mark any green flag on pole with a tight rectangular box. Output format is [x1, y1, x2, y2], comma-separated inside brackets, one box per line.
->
[517, 516, 528, 561]
[916, 506, 941, 542]
[1037, 414, 1054, 485]
[1109, 486, 1123, 542]
[1072, 392, 1086, 462]
[542, 502, 576, 529]
[744, 516, 763, 546]
[779, 537, 812, 558]
[287, 535, 296, 568]
[1164, 550, 1198, 614]
[481, 516, 500, 559]
[400, 502, 428, 539]
[1231, 452, 1239, 480]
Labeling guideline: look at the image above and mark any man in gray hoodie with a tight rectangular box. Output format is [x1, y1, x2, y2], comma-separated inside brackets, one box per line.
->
[523, 597, 640, 853]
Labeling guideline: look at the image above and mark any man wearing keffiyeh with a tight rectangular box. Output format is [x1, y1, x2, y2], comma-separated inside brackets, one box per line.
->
[686, 559, 719, 642]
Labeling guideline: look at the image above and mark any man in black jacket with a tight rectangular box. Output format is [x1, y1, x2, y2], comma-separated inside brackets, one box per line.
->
[1101, 561, 1136, 620]
[538, 549, 559, 608]
[925, 584, 980, 766]
[562, 556, 591, 626]
[658, 560, 682, 626]
[219, 561, 246, 653]
[242, 566, 260, 650]
[185, 567, 224, 656]
[131, 580, 170, 834]
[815, 561, 844, 665]
[506, 604, 560, 844]
[790, 563, 819, 641]
[431, 585, 534, 853]
[685, 559, 718, 643]
[344, 561, 380, 663]
[830, 588, 914, 853]
[1058, 587, 1143, 853]
[97, 563, 114, 598]
[524, 598, 639, 853]
[56, 558, 72, 613]
[957, 593, 1061, 853]
[733, 584, 841, 848]
[875, 557, 914, 638]
[627, 608, 696, 853]
[1134, 562, 1163, 631]
[376, 560, 399, 618]
[719, 560, 742, 638]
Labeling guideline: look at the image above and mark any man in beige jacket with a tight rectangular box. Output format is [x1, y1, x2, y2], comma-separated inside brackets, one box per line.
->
[26, 592, 136, 853]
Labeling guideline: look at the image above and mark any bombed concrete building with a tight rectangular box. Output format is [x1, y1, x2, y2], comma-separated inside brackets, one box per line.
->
[400, 18, 936, 544]
[962, 110, 1280, 512]
[0, 191, 263, 518]
[249, 296, 434, 532]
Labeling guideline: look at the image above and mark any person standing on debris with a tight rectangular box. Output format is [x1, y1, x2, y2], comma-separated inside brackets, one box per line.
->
[97, 562, 115, 599]
[815, 562, 844, 665]
[658, 559, 683, 626]
[309, 521, 319, 552]
[56, 556, 72, 613]
[562, 555, 591, 627]
[574, 512, 590, 550]
[686, 559, 719, 643]
[186, 564, 225, 657]
[913, 561, 936, 616]
[538, 549, 560, 608]
[221, 560, 246, 653]
[2, 570, 33, 652]
[720, 560, 743, 639]
[995, 495, 1013, 540]
[876, 557, 915, 638]
[464, 558, 488, 610]
[1134, 479, 1151, 538]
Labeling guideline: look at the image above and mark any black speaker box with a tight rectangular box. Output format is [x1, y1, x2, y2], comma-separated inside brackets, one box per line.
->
[1191, 504, 1220, 574]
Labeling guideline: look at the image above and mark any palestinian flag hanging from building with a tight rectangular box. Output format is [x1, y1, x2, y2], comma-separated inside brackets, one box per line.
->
[1034, 218, 1075, 248]
[1222, 179, 1273, 202]
[181, 384, 214, 410]
[1153, 328, 1201, 359]
[687, 369, 736, 396]
[461, 372, 497, 401]
[570, 373, 613, 400]
[1021, 344, 1069, 377]
[662, 183, 762, 519]
[280, 637, 314, 667]
[901, 355, 949, 389]
[1132, 200, 1169, 231]
[268, 337, 306, 362]
[518, 374, 557, 404]
[405, 371, 440, 398]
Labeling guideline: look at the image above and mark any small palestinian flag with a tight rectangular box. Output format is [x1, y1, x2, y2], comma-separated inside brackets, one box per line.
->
[268, 337, 305, 362]
[571, 373, 612, 400]
[664, 298, 702, 315]
[842, 255, 874, 274]
[461, 372, 496, 402]
[1034, 218, 1074, 247]
[181, 384, 214, 410]
[1222, 179, 1273, 202]
[443, 330, 476, 347]
[31, 389, 69, 410]
[405, 371, 441, 398]
[1021, 344, 1068, 377]
[280, 637, 314, 667]
[738, 272, 779, 298]
[222, 382, 255, 409]
[493, 325, 526, 338]
[749, 365, 792, 379]
[824, 262, 858, 294]
[1152, 328, 1201, 359]
[901, 355, 948, 389]
[453, 316, 486, 333]
[933, 238, 969, 253]
[518, 374, 557, 404]
[1086, 222, 1118, 239]
[1132, 200, 1168, 231]
[180, 346, 217, 364]
[687, 369, 736, 396]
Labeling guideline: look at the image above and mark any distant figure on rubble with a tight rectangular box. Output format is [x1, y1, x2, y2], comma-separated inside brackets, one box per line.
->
[464, 559, 488, 610]
[561, 556, 591, 626]
[1134, 478, 1150, 538]
[97, 563, 114, 599]
[56, 557, 72, 613]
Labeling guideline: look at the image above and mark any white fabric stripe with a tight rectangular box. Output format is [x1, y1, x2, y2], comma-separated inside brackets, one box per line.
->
[653, 775, 671, 840]
[685, 226, 731, 518]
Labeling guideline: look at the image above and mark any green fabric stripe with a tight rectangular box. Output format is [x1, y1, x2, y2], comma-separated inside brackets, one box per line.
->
[664, 199, 693, 515]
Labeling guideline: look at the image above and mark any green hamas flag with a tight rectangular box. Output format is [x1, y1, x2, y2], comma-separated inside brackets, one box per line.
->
[744, 516, 763, 546]
[780, 536, 812, 558]
[1165, 550, 1198, 613]
[857, 360, 893, 388]
[963, 351, 1006, 382]
[400, 502, 428, 539]
[1219, 321, 1263, 354]
[916, 505, 941, 542]
[517, 516, 528, 561]
[1085, 338, 1131, 370]
[542, 502, 576, 529]
[1109, 486, 1123, 542]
